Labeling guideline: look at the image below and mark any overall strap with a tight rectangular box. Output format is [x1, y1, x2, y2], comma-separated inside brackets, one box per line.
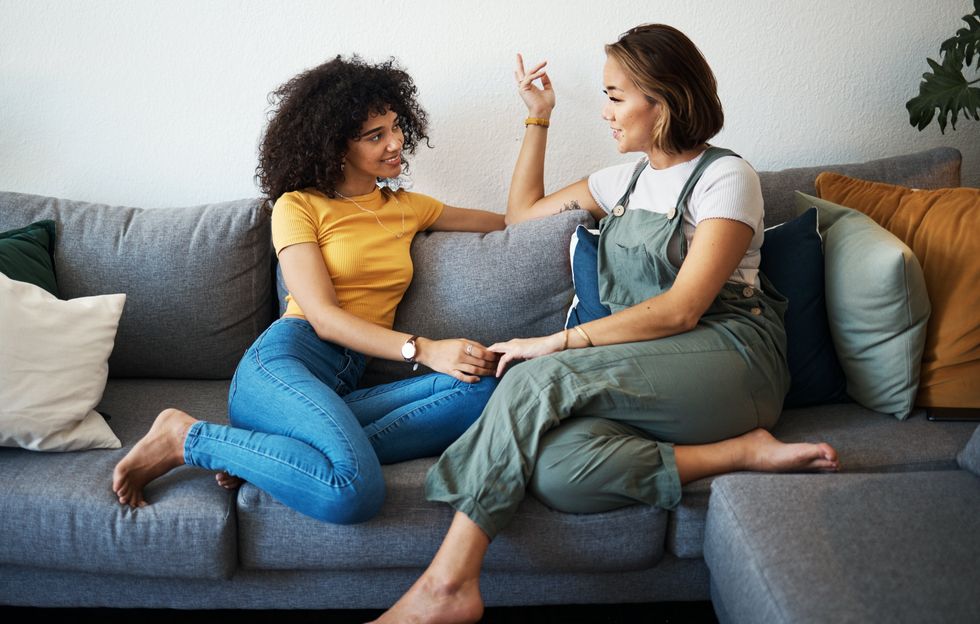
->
[674, 147, 740, 217]
[612, 158, 650, 211]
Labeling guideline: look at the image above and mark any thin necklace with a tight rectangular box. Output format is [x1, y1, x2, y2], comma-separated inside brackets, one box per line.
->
[334, 189, 407, 239]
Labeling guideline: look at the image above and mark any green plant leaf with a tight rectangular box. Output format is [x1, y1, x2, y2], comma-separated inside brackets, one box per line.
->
[906, 55, 980, 133]
[940, 9, 980, 68]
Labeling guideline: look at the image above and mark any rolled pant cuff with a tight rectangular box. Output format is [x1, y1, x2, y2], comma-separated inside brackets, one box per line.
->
[183, 420, 205, 466]
[657, 442, 683, 510]
[428, 493, 498, 540]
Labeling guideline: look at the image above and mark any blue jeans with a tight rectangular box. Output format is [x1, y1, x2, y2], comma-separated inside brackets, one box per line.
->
[183, 317, 497, 524]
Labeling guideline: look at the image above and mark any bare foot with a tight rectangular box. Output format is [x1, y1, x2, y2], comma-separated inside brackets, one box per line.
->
[369, 573, 483, 624]
[740, 428, 839, 473]
[215, 472, 244, 490]
[112, 408, 196, 507]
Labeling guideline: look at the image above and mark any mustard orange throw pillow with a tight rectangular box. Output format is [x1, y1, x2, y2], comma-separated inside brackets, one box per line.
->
[815, 173, 980, 407]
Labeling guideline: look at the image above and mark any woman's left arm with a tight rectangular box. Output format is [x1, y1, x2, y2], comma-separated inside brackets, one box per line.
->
[489, 218, 754, 374]
[428, 205, 506, 233]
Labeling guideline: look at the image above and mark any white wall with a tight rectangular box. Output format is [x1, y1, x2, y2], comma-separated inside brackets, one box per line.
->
[1, 0, 977, 209]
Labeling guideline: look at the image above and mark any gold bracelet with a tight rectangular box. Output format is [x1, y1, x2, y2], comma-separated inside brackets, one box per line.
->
[573, 325, 593, 347]
[525, 117, 550, 128]
[561, 328, 569, 351]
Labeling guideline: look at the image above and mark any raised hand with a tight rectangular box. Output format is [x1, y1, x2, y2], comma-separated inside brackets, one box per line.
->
[419, 338, 500, 383]
[515, 53, 555, 117]
[487, 332, 565, 377]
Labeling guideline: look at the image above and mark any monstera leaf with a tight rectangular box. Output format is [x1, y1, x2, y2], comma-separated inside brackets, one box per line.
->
[907, 0, 980, 133]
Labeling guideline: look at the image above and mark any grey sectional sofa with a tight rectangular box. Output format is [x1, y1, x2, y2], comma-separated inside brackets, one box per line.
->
[0, 147, 975, 612]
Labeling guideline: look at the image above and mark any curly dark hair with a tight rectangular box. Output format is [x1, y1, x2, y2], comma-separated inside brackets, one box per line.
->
[255, 55, 430, 204]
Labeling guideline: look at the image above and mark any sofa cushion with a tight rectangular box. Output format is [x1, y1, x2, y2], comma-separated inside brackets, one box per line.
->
[756, 147, 961, 228]
[759, 208, 847, 407]
[0, 274, 123, 451]
[796, 192, 929, 420]
[361, 210, 592, 384]
[0, 220, 60, 297]
[704, 472, 980, 623]
[0, 379, 237, 579]
[0, 192, 275, 379]
[959, 425, 980, 477]
[667, 404, 978, 558]
[237, 456, 668, 573]
[815, 173, 980, 408]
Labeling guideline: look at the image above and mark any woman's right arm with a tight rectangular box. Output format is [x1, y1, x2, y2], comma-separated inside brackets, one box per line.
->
[506, 54, 604, 225]
[278, 242, 497, 383]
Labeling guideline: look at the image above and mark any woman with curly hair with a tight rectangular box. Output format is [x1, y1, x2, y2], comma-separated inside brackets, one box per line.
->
[112, 56, 505, 523]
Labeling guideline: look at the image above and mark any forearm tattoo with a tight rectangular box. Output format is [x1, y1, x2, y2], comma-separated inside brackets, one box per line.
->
[559, 200, 582, 213]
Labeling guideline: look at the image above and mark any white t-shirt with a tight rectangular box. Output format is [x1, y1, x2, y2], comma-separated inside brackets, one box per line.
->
[587, 152, 764, 289]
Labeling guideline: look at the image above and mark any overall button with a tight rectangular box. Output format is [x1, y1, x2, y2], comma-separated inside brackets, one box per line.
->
[742, 286, 754, 298]
[666, 206, 677, 220]
[750, 306, 762, 316]
[612, 205, 625, 217]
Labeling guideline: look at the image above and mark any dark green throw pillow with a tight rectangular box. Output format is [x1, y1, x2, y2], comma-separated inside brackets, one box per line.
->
[0, 220, 59, 297]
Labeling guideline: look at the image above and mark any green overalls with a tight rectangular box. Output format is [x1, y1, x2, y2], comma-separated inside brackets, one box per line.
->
[426, 149, 791, 538]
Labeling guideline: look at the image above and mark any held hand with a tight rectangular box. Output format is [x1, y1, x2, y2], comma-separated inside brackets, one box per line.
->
[488, 332, 565, 377]
[417, 338, 500, 383]
[515, 53, 555, 117]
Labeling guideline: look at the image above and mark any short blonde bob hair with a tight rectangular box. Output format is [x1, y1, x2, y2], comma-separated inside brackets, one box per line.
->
[605, 24, 724, 155]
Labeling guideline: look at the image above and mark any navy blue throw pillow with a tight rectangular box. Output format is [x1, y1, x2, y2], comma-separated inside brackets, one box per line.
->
[760, 207, 848, 407]
[566, 225, 612, 328]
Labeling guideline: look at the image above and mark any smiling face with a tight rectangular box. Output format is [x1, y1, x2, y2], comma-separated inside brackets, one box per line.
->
[601, 55, 662, 156]
[341, 108, 405, 194]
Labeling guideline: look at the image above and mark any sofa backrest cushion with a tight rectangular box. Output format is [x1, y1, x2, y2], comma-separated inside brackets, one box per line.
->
[0, 192, 275, 379]
[359, 210, 592, 385]
[758, 147, 961, 228]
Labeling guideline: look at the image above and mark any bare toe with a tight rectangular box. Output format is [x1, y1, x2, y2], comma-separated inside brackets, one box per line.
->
[215, 472, 244, 490]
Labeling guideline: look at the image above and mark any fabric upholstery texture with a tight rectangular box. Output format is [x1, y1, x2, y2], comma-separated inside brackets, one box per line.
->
[759, 208, 847, 407]
[0, 192, 275, 379]
[667, 403, 978, 558]
[705, 472, 980, 623]
[815, 173, 980, 408]
[0, 379, 236, 579]
[0, 274, 123, 451]
[958, 425, 980, 477]
[0, 557, 711, 609]
[757, 147, 961, 228]
[795, 192, 929, 419]
[0, 220, 59, 297]
[361, 210, 591, 384]
[237, 456, 668, 573]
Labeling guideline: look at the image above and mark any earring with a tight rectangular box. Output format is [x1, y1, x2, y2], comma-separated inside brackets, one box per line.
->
[340, 160, 345, 171]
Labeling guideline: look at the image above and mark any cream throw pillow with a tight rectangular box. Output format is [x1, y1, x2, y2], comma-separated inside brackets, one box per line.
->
[0, 273, 125, 451]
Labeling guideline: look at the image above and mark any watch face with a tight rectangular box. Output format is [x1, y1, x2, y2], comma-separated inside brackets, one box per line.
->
[401, 339, 416, 361]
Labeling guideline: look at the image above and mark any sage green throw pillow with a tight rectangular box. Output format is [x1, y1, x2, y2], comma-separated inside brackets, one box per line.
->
[794, 192, 929, 419]
[0, 220, 59, 297]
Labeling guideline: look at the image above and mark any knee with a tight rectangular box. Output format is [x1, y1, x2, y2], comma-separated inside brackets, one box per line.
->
[529, 460, 601, 514]
[304, 475, 386, 524]
[529, 418, 638, 514]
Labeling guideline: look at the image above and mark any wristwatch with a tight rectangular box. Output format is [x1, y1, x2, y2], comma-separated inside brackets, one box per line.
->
[401, 335, 420, 371]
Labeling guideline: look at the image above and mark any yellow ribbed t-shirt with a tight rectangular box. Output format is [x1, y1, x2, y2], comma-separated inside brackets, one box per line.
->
[271, 188, 444, 328]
